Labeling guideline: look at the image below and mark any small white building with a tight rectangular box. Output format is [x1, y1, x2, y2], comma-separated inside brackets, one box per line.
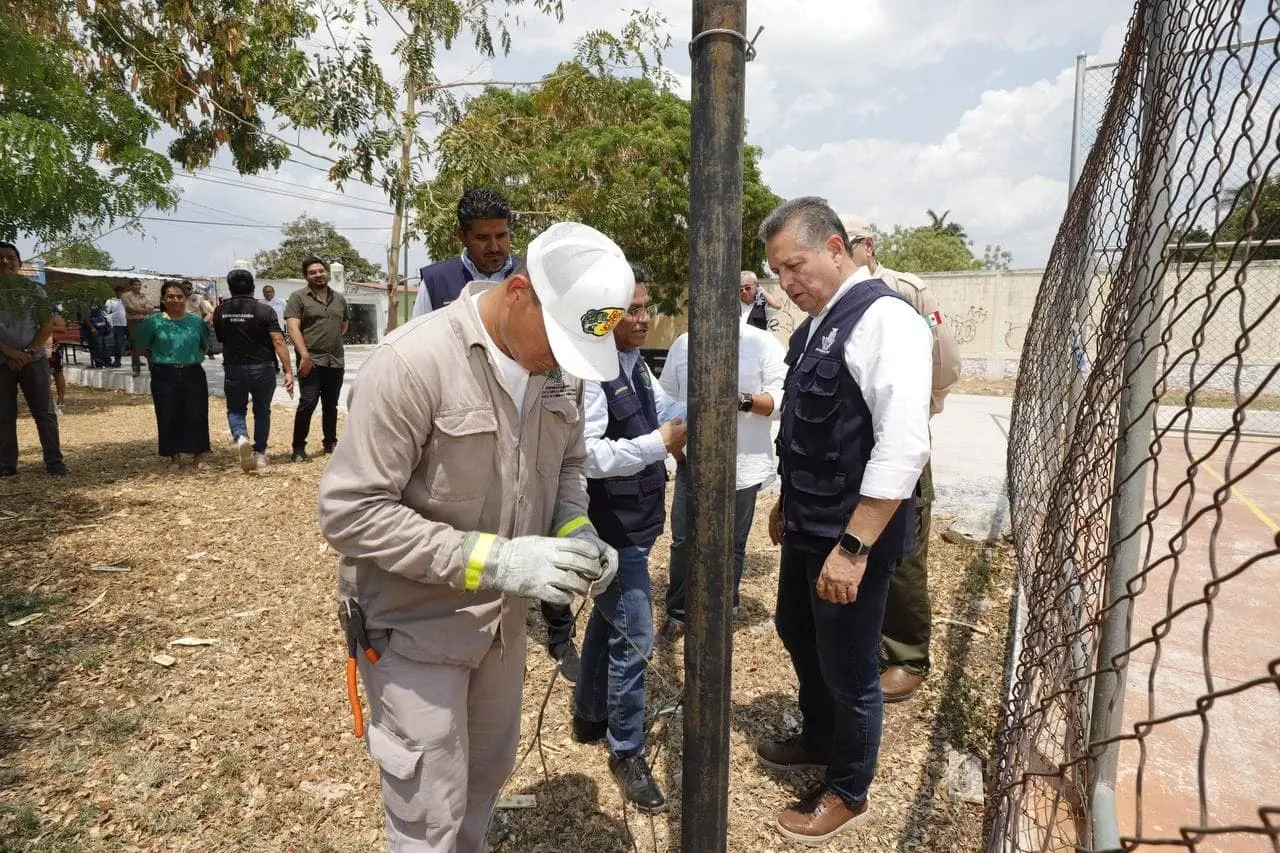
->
[214, 277, 419, 344]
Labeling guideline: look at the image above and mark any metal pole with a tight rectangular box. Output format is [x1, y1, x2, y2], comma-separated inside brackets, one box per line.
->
[1088, 0, 1180, 847]
[683, 1, 747, 850]
[1069, 51, 1089, 198]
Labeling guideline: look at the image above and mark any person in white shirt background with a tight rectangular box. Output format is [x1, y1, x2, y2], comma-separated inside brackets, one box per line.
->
[261, 285, 288, 336]
[752, 196, 932, 844]
[655, 304, 787, 646]
[105, 283, 129, 367]
[739, 270, 782, 330]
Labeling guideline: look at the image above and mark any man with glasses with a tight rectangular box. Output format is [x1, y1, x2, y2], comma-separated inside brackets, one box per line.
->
[740, 270, 782, 330]
[572, 264, 687, 814]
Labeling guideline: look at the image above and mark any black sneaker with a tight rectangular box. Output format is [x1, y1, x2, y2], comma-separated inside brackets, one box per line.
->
[609, 754, 666, 814]
[571, 715, 607, 745]
[46, 462, 69, 477]
[549, 641, 581, 683]
[291, 449, 310, 463]
[323, 441, 337, 454]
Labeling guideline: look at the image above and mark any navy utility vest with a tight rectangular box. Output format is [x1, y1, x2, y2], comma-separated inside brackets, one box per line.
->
[418, 257, 473, 312]
[745, 298, 769, 330]
[777, 280, 916, 560]
[587, 356, 667, 548]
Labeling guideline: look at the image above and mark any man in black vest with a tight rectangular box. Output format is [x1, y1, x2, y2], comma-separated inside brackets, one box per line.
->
[572, 265, 687, 814]
[411, 188, 519, 317]
[214, 268, 294, 472]
[739, 270, 781, 330]
[755, 197, 932, 844]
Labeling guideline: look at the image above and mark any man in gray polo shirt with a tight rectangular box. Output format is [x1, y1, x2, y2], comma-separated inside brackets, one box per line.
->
[285, 255, 350, 462]
[0, 242, 67, 476]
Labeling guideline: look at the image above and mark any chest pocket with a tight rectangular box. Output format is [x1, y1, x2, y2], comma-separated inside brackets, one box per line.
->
[794, 356, 843, 424]
[536, 397, 581, 477]
[426, 406, 497, 501]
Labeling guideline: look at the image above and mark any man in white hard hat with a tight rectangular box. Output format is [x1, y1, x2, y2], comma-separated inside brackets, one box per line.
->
[841, 213, 961, 703]
[318, 222, 633, 852]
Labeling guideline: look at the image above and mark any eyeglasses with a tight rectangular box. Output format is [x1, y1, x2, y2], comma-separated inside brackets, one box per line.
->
[626, 304, 659, 319]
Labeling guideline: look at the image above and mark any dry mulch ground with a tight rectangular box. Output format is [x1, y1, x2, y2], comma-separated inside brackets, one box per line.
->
[0, 386, 1015, 852]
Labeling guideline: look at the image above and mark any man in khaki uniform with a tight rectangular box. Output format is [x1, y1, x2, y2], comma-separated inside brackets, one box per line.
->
[318, 222, 635, 852]
[842, 214, 961, 702]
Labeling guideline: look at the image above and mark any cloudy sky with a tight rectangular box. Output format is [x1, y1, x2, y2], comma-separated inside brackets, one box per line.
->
[88, 0, 1136, 278]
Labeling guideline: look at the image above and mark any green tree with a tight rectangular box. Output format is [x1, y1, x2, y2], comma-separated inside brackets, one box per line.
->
[36, 239, 115, 270]
[876, 225, 982, 273]
[417, 62, 781, 313]
[1217, 178, 1280, 259]
[253, 215, 383, 280]
[0, 0, 176, 244]
[982, 243, 1014, 271]
[925, 208, 968, 242]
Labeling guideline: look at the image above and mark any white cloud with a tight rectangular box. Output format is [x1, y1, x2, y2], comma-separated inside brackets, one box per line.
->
[760, 65, 1079, 266]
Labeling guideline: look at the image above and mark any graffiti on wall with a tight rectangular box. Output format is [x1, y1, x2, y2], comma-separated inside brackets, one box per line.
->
[952, 305, 989, 346]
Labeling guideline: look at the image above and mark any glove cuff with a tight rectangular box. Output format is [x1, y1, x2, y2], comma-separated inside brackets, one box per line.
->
[554, 514, 593, 539]
[460, 532, 500, 591]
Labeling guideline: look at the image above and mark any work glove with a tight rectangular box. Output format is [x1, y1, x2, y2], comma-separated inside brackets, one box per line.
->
[459, 533, 606, 606]
[552, 511, 619, 596]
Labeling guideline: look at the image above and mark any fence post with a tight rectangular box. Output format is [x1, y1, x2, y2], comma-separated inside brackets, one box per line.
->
[1087, 0, 1181, 847]
[1069, 51, 1089, 198]
[683, 1, 747, 851]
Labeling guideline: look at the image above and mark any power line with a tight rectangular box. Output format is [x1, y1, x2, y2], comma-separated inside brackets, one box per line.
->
[177, 197, 273, 227]
[137, 215, 392, 231]
[206, 164, 391, 207]
[176, 172, 394, 216]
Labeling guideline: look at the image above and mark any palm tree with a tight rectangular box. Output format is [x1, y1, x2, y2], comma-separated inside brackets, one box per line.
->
[926, 208, 969, 242]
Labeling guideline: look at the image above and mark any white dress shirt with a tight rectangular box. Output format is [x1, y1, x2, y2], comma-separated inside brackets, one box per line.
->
[470, 292, 529, 417]
[799, 267, 932, 501]
[657, 326, 787, 490]
[106, 297, 127, 327]
[584, 348, 686, 479]
[265, 297, 287, 333]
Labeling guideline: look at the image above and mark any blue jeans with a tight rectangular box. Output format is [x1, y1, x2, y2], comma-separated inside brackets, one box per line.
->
[665, 461, 760, 625]
[775, 541, 898, 806]
[574, 544, 653, 759]
[224, 363, 277, 452]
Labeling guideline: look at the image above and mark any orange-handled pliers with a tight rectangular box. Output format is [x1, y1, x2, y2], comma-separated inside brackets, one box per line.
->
[338, 600, 380, 738]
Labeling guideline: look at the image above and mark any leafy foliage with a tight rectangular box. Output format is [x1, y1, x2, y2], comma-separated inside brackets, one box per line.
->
[417, 63, 781, 313]
[253, 215, 383, 280]
[0, 0, 176, 243]
[36, 239, 115, 270]
[982, 243, 1014, 271]
[876, 225, 983, 273]
[0, 273, 113, 324]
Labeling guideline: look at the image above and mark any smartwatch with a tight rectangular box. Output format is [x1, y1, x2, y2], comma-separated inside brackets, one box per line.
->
[839, 532, 872, 557]
[738, 392, 754, 413]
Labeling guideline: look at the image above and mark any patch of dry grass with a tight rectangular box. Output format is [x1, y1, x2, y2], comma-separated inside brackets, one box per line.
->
[1, 386, 1015, 851]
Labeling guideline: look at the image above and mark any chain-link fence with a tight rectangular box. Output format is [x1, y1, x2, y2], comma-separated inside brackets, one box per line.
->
[989, 1, 1280, 850]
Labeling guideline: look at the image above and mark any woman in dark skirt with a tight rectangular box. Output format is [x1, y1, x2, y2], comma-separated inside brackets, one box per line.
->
[135, 281, 212, 471]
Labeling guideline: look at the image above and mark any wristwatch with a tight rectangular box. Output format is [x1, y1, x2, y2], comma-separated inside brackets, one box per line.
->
[738, 392, 754, 413]
[839, 532, 872, 557]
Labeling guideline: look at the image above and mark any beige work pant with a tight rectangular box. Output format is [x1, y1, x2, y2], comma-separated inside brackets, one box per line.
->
[359, 634, 525, 852]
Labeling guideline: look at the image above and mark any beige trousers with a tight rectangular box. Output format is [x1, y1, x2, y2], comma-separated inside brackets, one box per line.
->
[359, 630, 525, 852]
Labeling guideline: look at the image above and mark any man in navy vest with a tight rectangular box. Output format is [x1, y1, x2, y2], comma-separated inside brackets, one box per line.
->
[411, 188, 581, 681]
[412, 188, 519, 317]
[572, 264, 687, 814]
[755, 197, 932, 844]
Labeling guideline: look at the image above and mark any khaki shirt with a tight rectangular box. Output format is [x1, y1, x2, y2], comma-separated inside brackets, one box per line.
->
[121, 291, 152, 320]
[284, 286, 350, 367]
[317, 283, 589, 667]
[876, 265, 961, 415]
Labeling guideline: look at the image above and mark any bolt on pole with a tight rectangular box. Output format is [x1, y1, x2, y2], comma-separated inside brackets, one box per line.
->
[683, 1, 748, 851]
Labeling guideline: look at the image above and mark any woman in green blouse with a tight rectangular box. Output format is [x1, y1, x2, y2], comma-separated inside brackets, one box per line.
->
[135, 281, 212, 470]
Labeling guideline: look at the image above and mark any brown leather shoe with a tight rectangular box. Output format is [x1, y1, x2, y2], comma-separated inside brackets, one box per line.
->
[777, 785, 870, 844]
[755, 735, 828, 771]
[881, 666, 924, 703]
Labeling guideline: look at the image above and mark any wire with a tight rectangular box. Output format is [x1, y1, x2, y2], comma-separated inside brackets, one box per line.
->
[136, 215, 391, 231]
[205, 164, 390, 207]
[175, 173, 393, 216]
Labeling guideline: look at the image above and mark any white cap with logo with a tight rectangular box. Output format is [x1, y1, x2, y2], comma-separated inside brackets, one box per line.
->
[526, 222, 635, 382]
